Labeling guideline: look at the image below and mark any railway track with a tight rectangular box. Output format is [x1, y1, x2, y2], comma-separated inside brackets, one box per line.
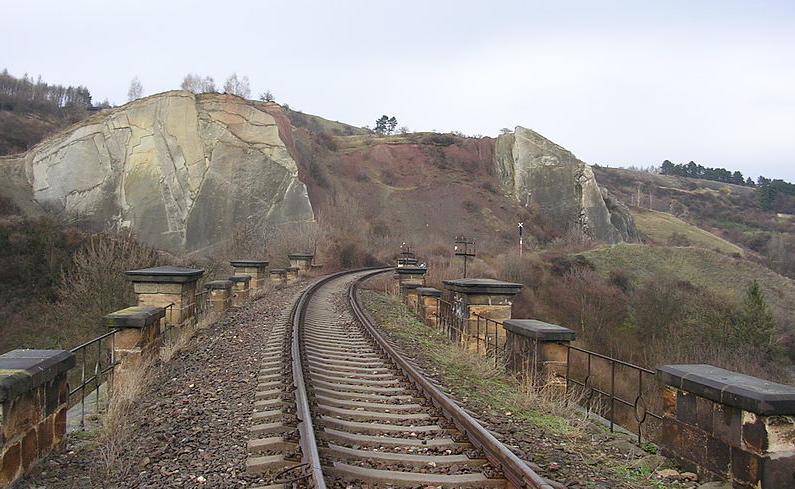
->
[248, 269, 553, 489]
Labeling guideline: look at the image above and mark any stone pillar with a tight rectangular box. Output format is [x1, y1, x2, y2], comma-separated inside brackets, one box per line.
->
[230, 260, 269, 290]
[229, 275, 251, 306]
[270, 269, 287, 284]
[399, 281, 422, 311]
[125, 266, 205, 329]
[104, 306, 165, 363]
[288, 253, 314, 275]
[394, 266, 427, 285]
[442, 278, 522, 351]
[657, 364, 795, 488]
[0, 350, 75, 487]
[503, 320, 575, 389]
[204, 280, 234, 313]
[285, 267, 300, 281]
[417, 287, 441, 325]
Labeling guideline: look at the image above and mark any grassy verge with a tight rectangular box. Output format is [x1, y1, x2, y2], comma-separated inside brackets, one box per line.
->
[362, 290, 584, 437]
[361, 289, 681, 489]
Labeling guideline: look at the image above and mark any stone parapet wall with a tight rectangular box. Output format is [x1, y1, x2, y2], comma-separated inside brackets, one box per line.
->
[658, 364, 795, 488]
[0, 350, 75, 487]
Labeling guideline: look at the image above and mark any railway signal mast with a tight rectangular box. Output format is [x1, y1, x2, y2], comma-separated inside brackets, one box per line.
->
[518, 222, 524, 256]
[454, 236, 476, 278]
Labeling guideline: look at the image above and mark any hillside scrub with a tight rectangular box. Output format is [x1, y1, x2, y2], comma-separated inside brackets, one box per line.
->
[503, 250, 791, 382]
[594, 166, 795, 280]
[0, 223, 165, 353]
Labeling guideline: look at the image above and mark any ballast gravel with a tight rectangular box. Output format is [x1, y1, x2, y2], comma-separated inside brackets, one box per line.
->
[19, 281, 309, 489]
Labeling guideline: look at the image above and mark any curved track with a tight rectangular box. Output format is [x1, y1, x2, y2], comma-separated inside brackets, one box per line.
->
[248, 269, 552, 489]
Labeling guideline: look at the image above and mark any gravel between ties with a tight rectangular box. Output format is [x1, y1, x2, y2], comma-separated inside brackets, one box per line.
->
[19, 281, 309, 489]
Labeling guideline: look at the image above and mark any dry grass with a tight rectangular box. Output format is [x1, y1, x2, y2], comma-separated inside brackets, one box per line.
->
[581, 243, 795, 321]
[631, 207, 743, 255]
[93, 355, 155, 481]
[361, 289, 588, 437]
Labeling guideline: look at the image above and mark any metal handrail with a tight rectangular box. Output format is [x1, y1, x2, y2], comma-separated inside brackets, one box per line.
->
[68, 328, 120, 428]
[565, 345, 662, 443]
[404, 286, 662, 443]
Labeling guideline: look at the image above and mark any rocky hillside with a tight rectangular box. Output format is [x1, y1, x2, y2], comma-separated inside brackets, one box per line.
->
[0, 91, 637, 254]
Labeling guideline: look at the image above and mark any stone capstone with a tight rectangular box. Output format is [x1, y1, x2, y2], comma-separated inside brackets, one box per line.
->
[3, 91, 314, 252]
[495, 126, 638, 244]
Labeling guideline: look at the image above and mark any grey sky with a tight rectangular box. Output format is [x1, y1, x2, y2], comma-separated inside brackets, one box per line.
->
[4, 0, 794, 181]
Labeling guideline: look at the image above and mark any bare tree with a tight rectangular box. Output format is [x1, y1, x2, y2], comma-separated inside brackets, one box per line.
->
[180, 73, 201, 92]
[223, 73, 251, 98]
[259, 90, 274, 102]
[127, 76, 143, 101]
[181, 73, 216, 93]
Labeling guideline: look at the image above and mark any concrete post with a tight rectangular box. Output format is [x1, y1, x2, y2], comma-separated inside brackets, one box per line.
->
[288, 253, 314, 275]
[657, 364, 795, 488]
[125, 266, 204, 329]
[204, 280, 234, 313]
[503, 319, 575, 390]
[442, 278, 522, 351]
[416, 287, 442, 325]
[229, 275, 251, 307]
[230, 260, 269, 290]
[0, 350, 75, 487]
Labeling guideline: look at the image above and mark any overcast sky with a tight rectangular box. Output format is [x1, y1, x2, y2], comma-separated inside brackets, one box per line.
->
[3, 0, 794, 181]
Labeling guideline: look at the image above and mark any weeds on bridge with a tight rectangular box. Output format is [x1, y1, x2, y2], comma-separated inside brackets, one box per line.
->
[93, 355, 155, 481]
[360, 289, 588, 438]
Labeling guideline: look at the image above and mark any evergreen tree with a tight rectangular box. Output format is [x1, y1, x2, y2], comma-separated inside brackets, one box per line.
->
[733, 280, 776, 355]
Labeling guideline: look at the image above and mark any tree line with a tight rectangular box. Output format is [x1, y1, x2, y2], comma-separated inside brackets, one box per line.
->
[659, 160, 795, 212]
[660, 160, 754, 186]
[0, 69, 93, 113]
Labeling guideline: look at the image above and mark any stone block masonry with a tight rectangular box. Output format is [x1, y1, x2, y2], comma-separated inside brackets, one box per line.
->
[400, 281, 422, 311]
[270, 269, 287, 284]
[285, 267, 300, 281]
[394, 266, 427, 285]
[416, 287, 441, 325]
[288, 253, 314, 275]
[503, 320, 575, 392]
[229, 275, 252, 307]
[0, 350, 75, 487]
[442, 278, 522, 351]
[230, 260, 269, 291]
[125, 266, 205, 328]
[657, 364, 795, 488]
[204, 280, 234, 313]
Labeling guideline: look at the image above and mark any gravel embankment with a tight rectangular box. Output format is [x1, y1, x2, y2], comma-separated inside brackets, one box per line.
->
[20, 281, 307, 489]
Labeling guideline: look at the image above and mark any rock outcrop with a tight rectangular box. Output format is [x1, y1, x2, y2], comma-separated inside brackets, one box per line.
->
[0, 91, 314, 252]
[495, 126, 638, 243]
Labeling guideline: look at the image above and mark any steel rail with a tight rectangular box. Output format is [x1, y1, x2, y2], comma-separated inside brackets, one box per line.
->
[349, 271, 555, 489]
[289, 267, 389, 489]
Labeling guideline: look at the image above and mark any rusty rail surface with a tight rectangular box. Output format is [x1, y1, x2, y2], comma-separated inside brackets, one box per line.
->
[350, 271, 554, 489]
